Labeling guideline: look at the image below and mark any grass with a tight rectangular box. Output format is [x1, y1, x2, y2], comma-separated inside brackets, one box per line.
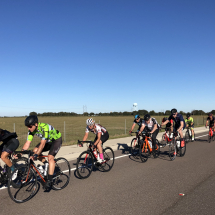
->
[0, 115, 207, 150]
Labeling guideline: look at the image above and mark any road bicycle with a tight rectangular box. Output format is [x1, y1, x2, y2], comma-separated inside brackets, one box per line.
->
[207, 126, 215, 143]
[139, 132, 160, 163]
[8, 150, 71, 203]
[0, 153, 28, 186]
[76, 140, 114, 179]
[184, 126, 195, 143]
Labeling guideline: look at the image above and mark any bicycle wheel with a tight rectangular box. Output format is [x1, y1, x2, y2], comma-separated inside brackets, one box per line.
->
[131, 138, 139, 158]
[139, 140, 149, 163]
[179, 139, 186, 157]
[98, 147, 115, 172]
[152, 139, 160, 158]
[208, 135, 211, 143]
[52, 157, 71, 190]
[185, 131, 189, 144]
[8, 164, 37, 203]
[76, 151, 94, 179]
[169, 139, 176, 161]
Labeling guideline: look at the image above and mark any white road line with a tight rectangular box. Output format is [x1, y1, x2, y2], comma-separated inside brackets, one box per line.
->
[0, 133, 209, 191]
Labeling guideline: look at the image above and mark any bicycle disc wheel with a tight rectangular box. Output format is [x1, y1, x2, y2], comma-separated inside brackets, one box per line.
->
[153, 139, 160, 158]
[139, 141, 149, 163]
[52, 157, 71, 190]
[131, 138, 139, 158]
[8, 165, 37, 203]
[98, 147, 115, 172]
[76, 151, 94, 179]
[169, 139, 176, 161]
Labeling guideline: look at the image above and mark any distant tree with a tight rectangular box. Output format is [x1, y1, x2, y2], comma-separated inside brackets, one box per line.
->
[149, 110, 156, 116]
[138, 109, 148, 116]
[89, 112, 94, 116]
[83, 112, 88, 116]
[165, 110, 171, 116]
[29, 112, 37, 116]
[179, 111, 186, 115]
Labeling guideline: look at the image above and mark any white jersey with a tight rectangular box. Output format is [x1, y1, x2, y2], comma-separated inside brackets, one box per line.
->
[85, 124, 107, 135]
[142, 118, 159, 131]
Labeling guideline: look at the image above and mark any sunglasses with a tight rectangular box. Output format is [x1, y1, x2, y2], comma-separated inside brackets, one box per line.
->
[27, 125, 34, 128]
[172, 113, 176, 115]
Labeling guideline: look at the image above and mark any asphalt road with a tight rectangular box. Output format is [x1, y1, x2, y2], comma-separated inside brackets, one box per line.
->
[0, 131, 215, 215]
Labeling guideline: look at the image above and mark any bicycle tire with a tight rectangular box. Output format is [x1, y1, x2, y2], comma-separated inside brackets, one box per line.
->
[185, 131, 190, 144]
[139, 140, 149, 163]
[152, 139, 160, 158]
[8, 164, 37, 203]
[208, 135, 211, 143]
[76, 151, 94, 179]
[131, 138, 139, 158]
[169, 139, 176, 161]
[52, 157, 71, 190]
[179, 139, 186, 157]
[98, 147, 114, 172]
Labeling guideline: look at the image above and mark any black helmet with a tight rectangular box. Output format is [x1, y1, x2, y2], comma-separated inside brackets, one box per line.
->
[144, 114, 150, 121]
[25, 115, 38, 126]
[171, 108, 177, 114]
[186, 113, 191, 118]
[208, 113, 212, 117]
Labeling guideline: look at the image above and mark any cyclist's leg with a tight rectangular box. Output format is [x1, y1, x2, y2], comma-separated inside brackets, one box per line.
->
[97, 132, 109, 160]
[191, 126, 194, 140]
[33, 143, 49, 163]
[151, 128, 159, 149]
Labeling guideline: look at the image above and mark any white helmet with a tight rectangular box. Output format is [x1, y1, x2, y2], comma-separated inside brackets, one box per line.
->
[86, 118, 95, 126]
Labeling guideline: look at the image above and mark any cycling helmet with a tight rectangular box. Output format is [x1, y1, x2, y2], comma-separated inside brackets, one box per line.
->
[171, 108, 177, 114]
[25, 115, 38, 126]
[186, 113, 191, 118]
[144, 114, 150, 121]
[208, 113, 212, 117]
[86, 118, 95, 126]
[134, 115, 140, 120]
[162, 117, 168, 122]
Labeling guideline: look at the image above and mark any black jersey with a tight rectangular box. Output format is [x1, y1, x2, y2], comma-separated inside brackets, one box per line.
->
[207, 116, 215, 126]
[0, 130, 18, 144]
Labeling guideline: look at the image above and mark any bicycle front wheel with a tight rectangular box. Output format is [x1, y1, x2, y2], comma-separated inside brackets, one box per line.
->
[131, 138, 139, 158]
[153, 139, 160, 158]
[76, 151, 94, 179]
[139, 141, 149, 163]
[169, 139, 176, 161]
[8, 164, 37, 203]
[52, 157, 71, 190]
[99, 147, 115, 172]
[208, 135, 211, 143]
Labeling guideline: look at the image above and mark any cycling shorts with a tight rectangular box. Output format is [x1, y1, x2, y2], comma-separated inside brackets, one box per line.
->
[0, 138, 19, 154]
[35, 137, 62, 157]
[94, 132, 109, 144]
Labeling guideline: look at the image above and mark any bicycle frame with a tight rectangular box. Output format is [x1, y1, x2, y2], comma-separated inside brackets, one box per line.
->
[141, 135, 153, 153]
[209, 127, 214, 137]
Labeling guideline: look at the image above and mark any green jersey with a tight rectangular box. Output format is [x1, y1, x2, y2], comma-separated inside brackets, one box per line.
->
[27, 122, 61, 143]
[185, 117, 194, 126]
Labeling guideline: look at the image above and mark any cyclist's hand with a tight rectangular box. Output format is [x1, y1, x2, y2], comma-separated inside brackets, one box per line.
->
[129, 130, 132, 134]
[93, 144, 97, 149]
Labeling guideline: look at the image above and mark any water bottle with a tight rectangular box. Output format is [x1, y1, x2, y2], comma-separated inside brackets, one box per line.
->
[37, 165, 44, 175]
[44, 163, 49, 176]
[189, 130, 191, 136]
[176, 141, 180, 148]
[148, 140, 152, 149]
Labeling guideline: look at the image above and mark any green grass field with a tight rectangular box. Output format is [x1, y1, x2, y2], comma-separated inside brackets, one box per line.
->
[0, 115, 207, 150]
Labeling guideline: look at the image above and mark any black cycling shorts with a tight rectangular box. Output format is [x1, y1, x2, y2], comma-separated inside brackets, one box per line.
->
[94, 132, 109, 144]
[35, 137, 62, 157]
[0, 138, 19, 154]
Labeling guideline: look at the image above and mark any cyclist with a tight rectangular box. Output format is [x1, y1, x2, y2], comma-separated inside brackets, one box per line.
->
[0, 129, 19, 178]
[206, 113, 215, 132]
[185, 113, 195, 141]
[129, 115, 146, 138]
[82, 118, 109, 163]
[21, 115, 62, 190]
[161, 108, 186, 147]
[162, 117, 173, 137]
[138, 114, 160, 150]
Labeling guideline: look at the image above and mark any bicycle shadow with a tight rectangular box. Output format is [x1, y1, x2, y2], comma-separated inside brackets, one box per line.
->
[117, 143, 130, 154]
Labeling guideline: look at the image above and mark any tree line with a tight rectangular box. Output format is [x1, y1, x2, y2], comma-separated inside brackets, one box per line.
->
[29, 109, 214, 117]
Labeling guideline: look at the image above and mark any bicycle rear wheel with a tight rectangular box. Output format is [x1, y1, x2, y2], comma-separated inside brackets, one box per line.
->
[76, 151, 94, 179]
[169, 139, 176, 161]
[131, 138, 139, 158]
[52, 158, 71, 190]
[185, 131, 189, 144]
[152, 139, 160, 158]
[8, 165, 37, 203]
[208, 135, 211, 143]
[139, 140, 149, 163]
[98, 147, 114, 172]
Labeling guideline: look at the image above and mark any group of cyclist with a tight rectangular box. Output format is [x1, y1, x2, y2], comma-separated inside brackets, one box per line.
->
[0, 109, 214, 190]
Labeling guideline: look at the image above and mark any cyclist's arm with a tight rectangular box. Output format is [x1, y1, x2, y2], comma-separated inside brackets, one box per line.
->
[22, 140, 31, 150]
[206, 120, 208, 127]
[130, 123, 136, 132]
[35, 139, 46, 155]
[83, 132, 89, 141]
[177, 121, 184, 131]
[161, 120, 169, 126]
[150, 123, 157, 133]
[94, 132, 101, 146]
[139, 124, 145, 133]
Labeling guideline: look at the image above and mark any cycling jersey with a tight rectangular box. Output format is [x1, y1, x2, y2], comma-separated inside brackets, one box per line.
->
[162, 118, 173, 128]
[207, 116, 215, 126]
[27, 123, 61, 143]
[142, 118, 160, 132]
[0, 130, 17, 144]
[168, 113, 186, 129]
[85, 124, 107, 135]
[185, 117, 194, 126]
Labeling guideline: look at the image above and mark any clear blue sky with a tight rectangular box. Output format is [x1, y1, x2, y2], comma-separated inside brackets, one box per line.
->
[1, 0, 214, 116]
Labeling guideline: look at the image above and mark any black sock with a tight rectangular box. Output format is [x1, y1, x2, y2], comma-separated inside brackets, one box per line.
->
[48, 174, 53, 181]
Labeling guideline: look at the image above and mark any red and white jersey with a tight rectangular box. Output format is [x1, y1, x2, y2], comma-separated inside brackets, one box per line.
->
[85, 124, 107, 135]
